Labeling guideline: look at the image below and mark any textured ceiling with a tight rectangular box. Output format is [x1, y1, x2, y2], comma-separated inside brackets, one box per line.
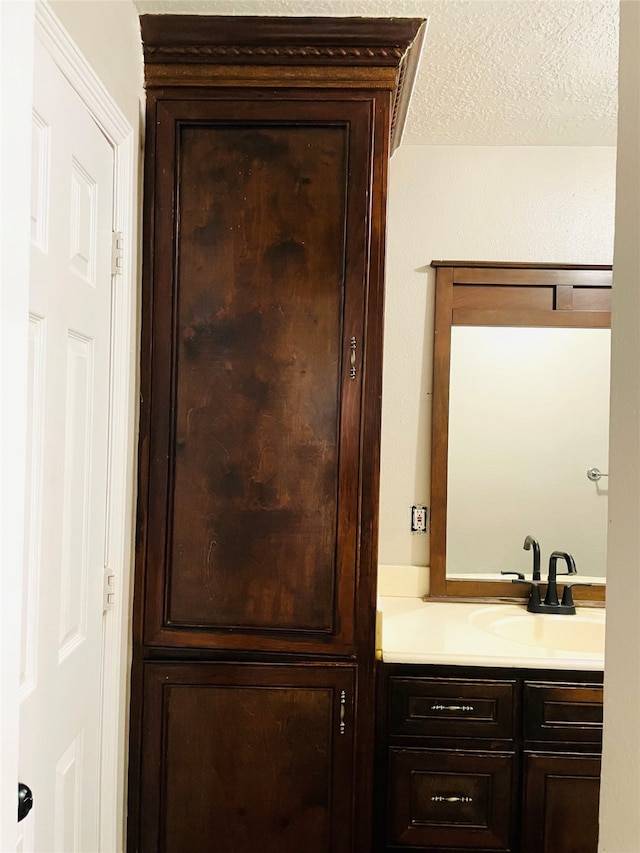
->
[133, 0, 619, 146]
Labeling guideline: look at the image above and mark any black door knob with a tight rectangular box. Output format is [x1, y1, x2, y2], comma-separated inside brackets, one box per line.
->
[18, 783, 33, 822]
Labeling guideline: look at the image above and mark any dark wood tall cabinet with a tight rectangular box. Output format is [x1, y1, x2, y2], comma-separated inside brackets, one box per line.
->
[129, 16, 424, 852]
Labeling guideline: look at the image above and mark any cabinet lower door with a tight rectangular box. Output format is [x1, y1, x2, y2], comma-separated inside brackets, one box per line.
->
[521, 752, 601, 853]
[133, 662, 355, 853]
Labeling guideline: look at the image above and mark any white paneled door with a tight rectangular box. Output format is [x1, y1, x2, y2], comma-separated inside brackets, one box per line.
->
[19, 36, 115, 852]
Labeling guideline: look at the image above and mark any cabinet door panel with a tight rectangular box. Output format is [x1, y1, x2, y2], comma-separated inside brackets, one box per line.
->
[136, 662, 355, 853]
[141, 98, 372, 653]
[521, 752, 601, 853]
[172, 122, 345, 634]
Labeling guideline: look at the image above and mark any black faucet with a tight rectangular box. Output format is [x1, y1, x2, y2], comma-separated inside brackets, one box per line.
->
[543, 551, 567, 606]
[502, 535, 541, 582]
[523, 535, 541, 581]
[555, 553, 578, 575]
[526, 551, 579, 615]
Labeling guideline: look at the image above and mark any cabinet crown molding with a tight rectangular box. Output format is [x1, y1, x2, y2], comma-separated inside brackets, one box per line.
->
[140, 15, 426, 153]
[140, 15, 424, 66]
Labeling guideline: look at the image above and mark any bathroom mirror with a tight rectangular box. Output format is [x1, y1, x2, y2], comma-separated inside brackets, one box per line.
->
[428, 261, 612, 604]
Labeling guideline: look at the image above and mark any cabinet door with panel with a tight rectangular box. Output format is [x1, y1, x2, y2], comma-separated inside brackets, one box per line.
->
[139, 95, 374, 655]
[521, 753, 601, 853]
[134, 662, 355, 853]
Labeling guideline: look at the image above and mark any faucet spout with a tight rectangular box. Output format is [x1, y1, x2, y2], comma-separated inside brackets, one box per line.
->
[556, 553, 577, 575]
[523, 535, 541, 581]
[544, 552, 563, 606]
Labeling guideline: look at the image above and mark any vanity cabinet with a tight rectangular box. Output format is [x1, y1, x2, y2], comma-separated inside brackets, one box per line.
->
[377, 664, 603, 852]
[128, 15, 424, 853]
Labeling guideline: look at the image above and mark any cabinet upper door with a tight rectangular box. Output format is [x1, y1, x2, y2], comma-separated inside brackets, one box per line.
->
[139, 95, 377, 653]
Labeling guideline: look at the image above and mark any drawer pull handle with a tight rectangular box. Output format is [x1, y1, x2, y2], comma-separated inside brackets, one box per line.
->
[430, 704, 474, 712]
[431, 795, 473, 804]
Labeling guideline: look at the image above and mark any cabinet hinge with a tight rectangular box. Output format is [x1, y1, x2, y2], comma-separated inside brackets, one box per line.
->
[111, 231, 124, 276]
[103, 569, 116, 611]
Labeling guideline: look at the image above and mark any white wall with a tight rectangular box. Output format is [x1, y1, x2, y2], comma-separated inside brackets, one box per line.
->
[379, 145, 617, 576]
[50, 0, 143, 130]
[599, 1, 640, 849]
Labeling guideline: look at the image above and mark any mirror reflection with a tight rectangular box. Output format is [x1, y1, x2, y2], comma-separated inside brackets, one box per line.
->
[447, 325, 610, 581]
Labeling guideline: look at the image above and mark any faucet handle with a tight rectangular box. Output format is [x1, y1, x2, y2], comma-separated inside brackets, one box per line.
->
[501, 571, 525, 580]
[526, 582, 543, 611]
[560, 583, 592, 608]
[512, 579, 544, 612]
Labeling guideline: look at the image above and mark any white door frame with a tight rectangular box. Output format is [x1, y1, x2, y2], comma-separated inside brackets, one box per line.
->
[28, 4, 136, 850]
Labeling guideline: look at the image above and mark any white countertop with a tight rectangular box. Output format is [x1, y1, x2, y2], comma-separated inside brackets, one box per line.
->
[378, 596, 605, 671]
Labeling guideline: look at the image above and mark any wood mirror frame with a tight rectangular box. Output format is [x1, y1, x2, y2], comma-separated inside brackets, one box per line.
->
[428, 261, 612, 604]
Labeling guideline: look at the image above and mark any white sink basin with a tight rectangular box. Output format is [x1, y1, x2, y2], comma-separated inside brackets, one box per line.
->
[470, 606, 605, 654]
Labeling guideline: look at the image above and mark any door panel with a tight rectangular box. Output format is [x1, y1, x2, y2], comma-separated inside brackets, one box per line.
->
[521, 753, 601, 853]
[141, 98, 372, 653]
[19, 38, 114, 851]
[170, 123, 345, 632]
[135, 662, 355, 853]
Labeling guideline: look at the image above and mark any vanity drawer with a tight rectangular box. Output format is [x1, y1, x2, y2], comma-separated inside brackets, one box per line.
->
[524, 682, 603, 745]
[389, 677, 516, 740]
[387, 747, 515, 850]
